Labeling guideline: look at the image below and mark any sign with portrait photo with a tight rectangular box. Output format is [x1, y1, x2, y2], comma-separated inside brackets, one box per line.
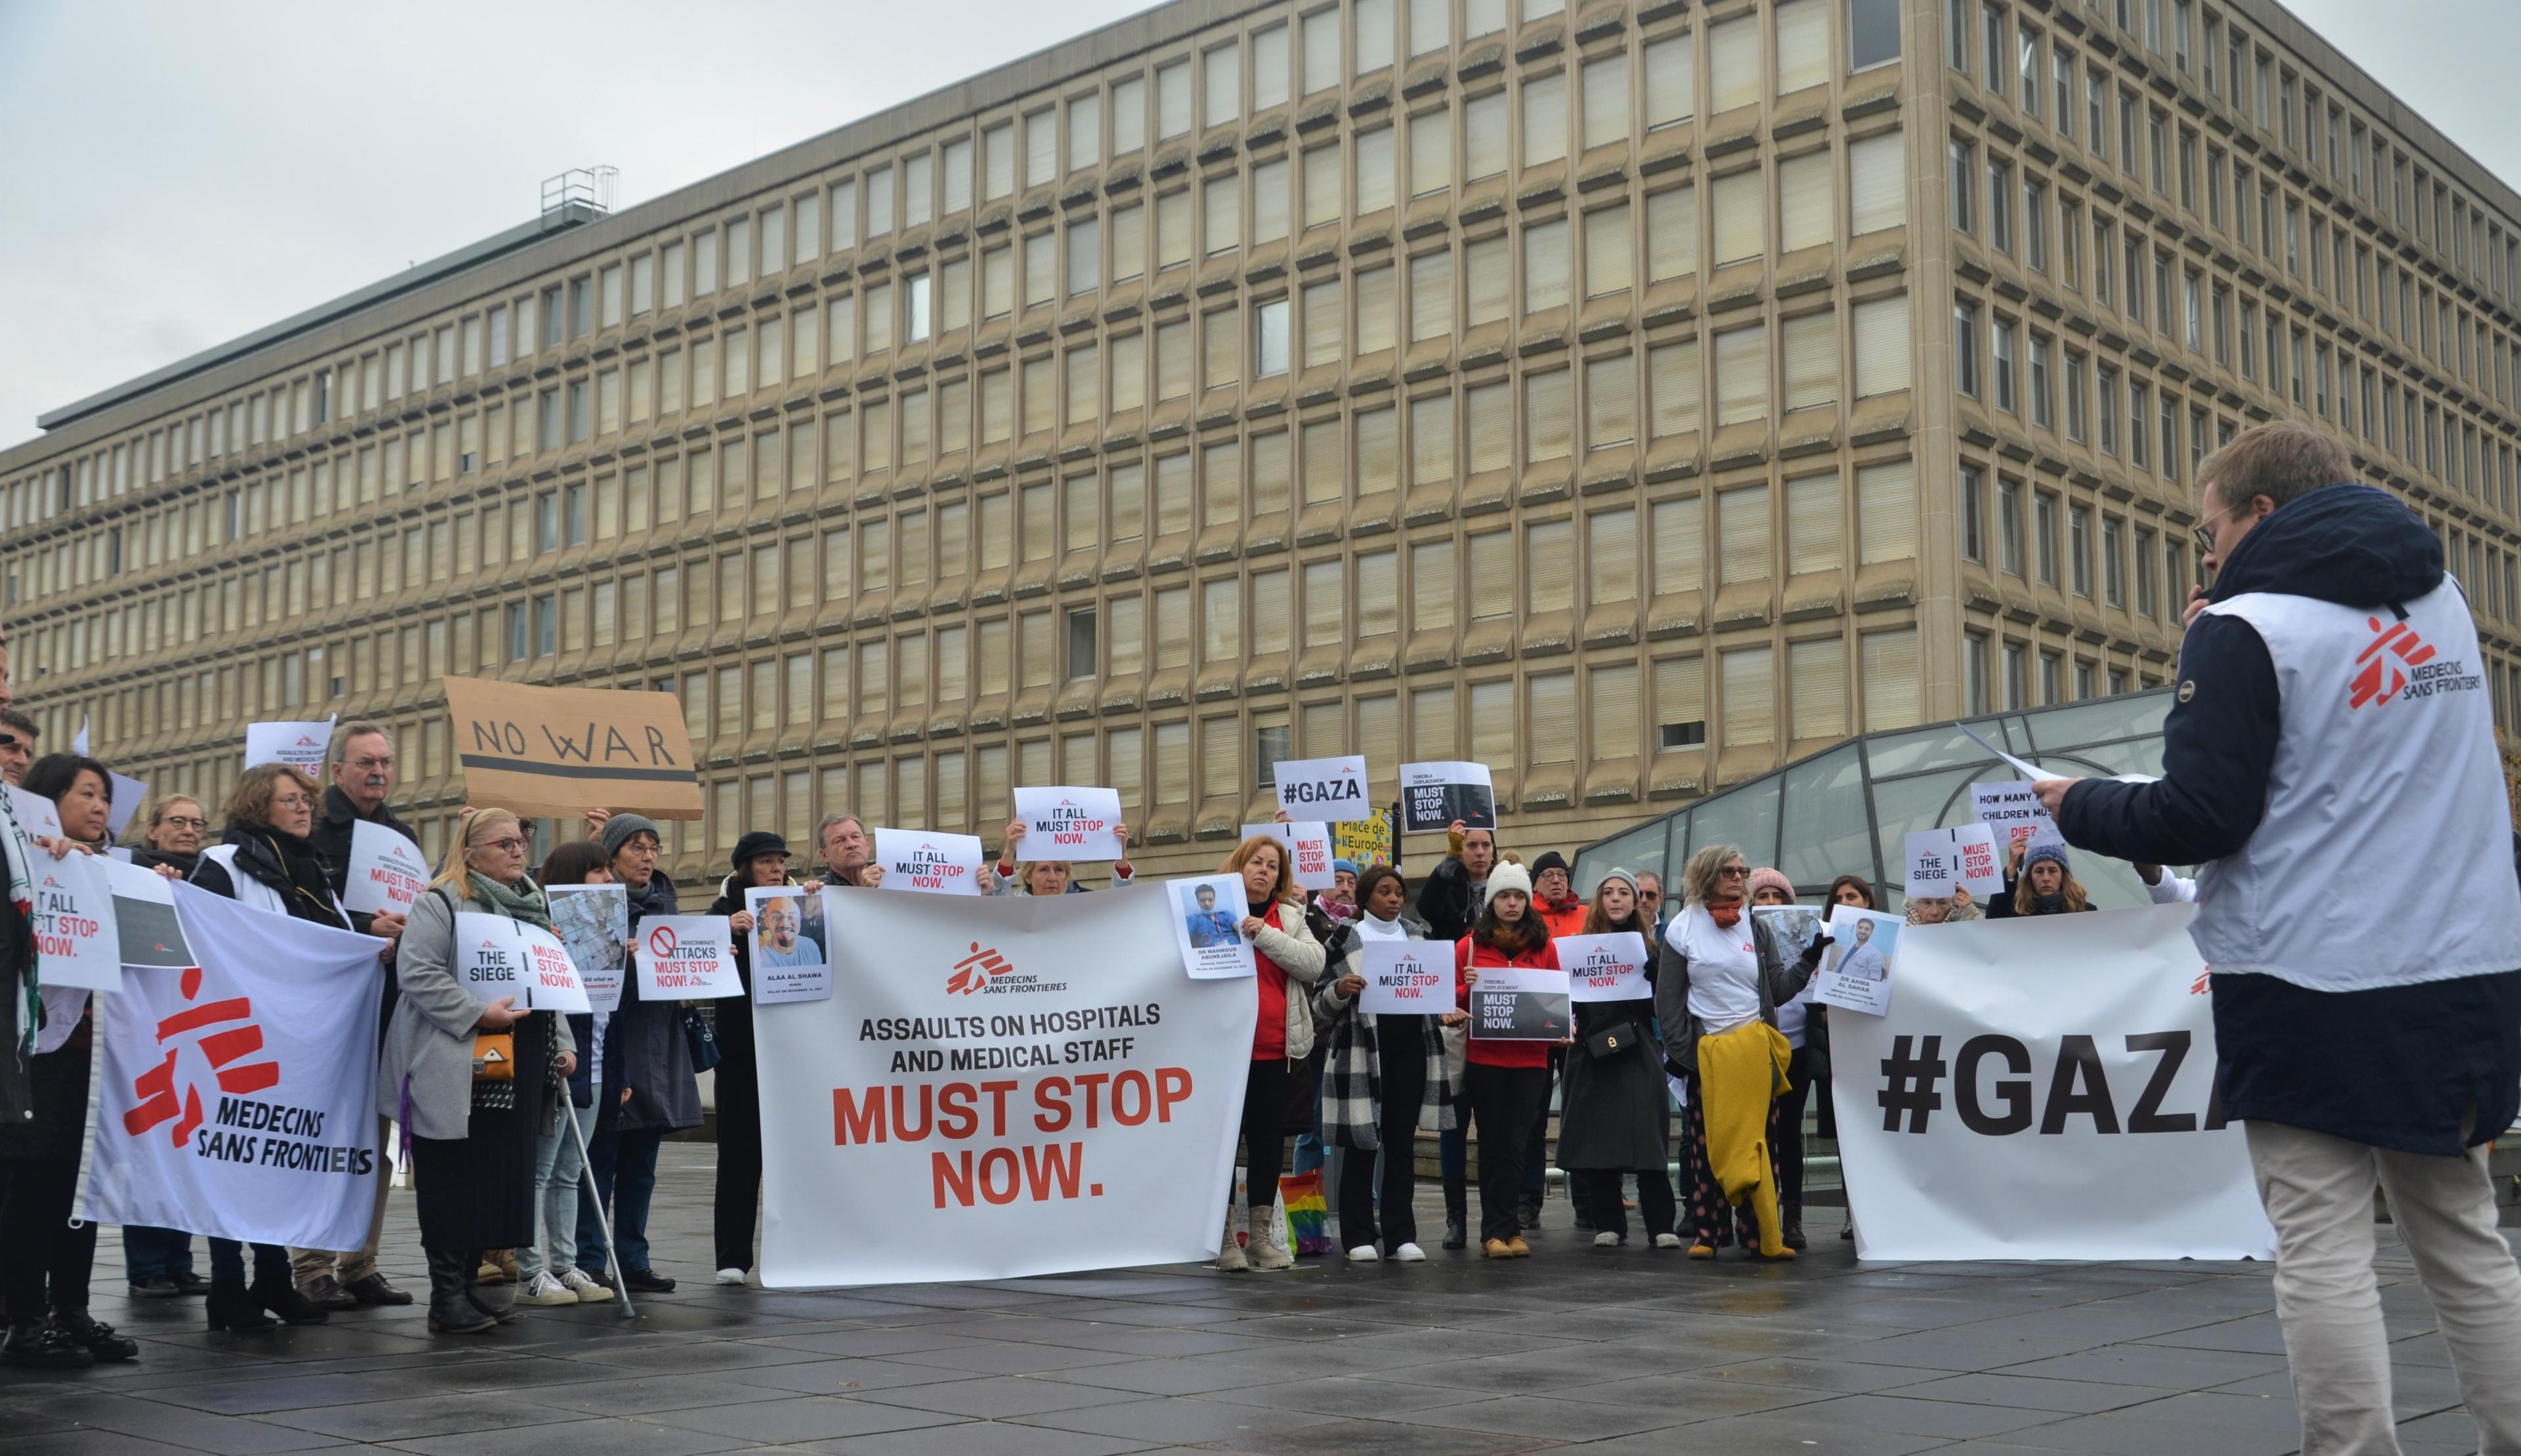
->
[1168, 874, 1253, 980]
[748, 885, 833, 1006]
[1811, 905, 1903, 1017]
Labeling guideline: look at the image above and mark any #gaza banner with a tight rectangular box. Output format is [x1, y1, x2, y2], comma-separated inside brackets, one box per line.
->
[1398, 761, 1496, 834]
[1356, 938, 1455, 1014]
[1811, 905, 1903, 1016]
[77, 881, 389, 1252]
[1238, 821, 1335, 891]
[1905, 824, 2004, 898]
[1467, 965, 1570, 1040]
[1010, 786, 1127, 861]
[636, 914, 743, 999]
[1271, 755, 1373, 822]
[1167, 874, 1253, 979]
[340, 819, 429, 918]
[1971, 781, 2067, 854]
[754, 884, 1259, 1287]
[544, 883, 628, 1013]
[1832, 904, 2276, 1262]
[748, 884, 833, 1006]
[875, 828, 985, 896]
[29, 849, 121, 992]
[1559, 931, 1651, 1002]
[244, 717, 336, 775]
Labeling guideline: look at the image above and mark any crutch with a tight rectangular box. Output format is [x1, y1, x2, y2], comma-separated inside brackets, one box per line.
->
[565, 1105, 636, 1319]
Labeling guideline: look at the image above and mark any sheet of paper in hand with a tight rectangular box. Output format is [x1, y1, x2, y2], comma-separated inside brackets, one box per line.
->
[1238, 821, 1335, 891]
[1559, 931, 1651, 1002]
[1169, 874, 1255, 979]
[748, 885, 833, 1006]
[1272, 756, 1373, 822]
[1811, 905, 1903, 1016]
[1905, 824, 2004, 898]
[544, 884, 628, 1012]
[874, 829, 985, 895]
[636, 914, 743, 999]
[1467, 965, 1571, 1040]
[1397, 761, 1496, 833]
[340, 819, 429, 918]
[1010, 786, 1127, 861]
[1970, 781, 2068, 854]
[1357, 938, 1455, 1014]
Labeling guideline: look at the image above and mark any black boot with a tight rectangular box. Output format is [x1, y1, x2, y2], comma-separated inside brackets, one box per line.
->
[204, 1281, 274, 1334]
[462, 1249, 520, 1326]
[425, 1247, 496, 1335]
[251, 1274, 329, 1326]
[1441, 1177, 1468, 1251]
[52, 1310, 139, 1363]
[1, 1321, 93, 1369]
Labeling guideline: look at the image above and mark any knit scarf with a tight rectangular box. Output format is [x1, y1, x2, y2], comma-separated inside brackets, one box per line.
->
[2030, 891, 2069, 915]
[1703, 895, 1744, 930]
[0, 789, 37, 1053]
[467, 872, 553, 933]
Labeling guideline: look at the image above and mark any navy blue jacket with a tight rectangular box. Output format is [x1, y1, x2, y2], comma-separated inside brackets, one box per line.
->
[2059, 485, 2521, 1153]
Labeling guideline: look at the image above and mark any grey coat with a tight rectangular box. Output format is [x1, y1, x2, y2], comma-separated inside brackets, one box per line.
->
[377, 887, 574, 1142]
[1652, 910, 1822, 1082]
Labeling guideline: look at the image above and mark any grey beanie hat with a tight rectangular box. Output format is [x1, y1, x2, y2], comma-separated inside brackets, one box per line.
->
[601, 812, 661, 860]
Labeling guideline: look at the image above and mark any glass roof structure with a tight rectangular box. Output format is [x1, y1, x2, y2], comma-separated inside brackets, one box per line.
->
[1572, 689, 2176, 911]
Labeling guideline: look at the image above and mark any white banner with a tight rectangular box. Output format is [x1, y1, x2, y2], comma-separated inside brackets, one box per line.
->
[77, 881, 388, 1251]
[754, 887, 1257, 1287]
[1357, 938, 1455, 1014]
[30, 848, 121, 992]
[874, 828, 985, 896]
[1239, 821, 1335, 891]
[1010, 787, 1127, 862]
[1832, 905, 2276, 1262]
[636, 914, 742, 999]
[244, 716, 336, 775]
[1271, 755, 1373, 822]
[1559, 931, 1650, 1003]
[341, 820, 429, 918]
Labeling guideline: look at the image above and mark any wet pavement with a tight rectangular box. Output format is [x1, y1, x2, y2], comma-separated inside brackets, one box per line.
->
[1, 1143, 2500, 1455]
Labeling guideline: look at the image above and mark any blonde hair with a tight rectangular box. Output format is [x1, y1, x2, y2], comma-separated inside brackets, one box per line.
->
[1221, 834, 1298, 905]
[1681, 842, 1746, 907]
[430, 807, 523, 899]
[1018, 861, 1074, 895]
[127, 792, 205, 847]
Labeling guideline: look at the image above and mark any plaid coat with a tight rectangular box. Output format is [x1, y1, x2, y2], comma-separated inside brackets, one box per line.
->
[1309, 916, 1464, 1151]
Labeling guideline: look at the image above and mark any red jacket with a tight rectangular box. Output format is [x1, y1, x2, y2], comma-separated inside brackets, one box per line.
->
[1536, 897, 1587, 941]
[1455, 935, 1562, 1069]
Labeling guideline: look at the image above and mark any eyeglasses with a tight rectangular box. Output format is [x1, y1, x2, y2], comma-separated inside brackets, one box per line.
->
[481, 837, 527, 853]
[2192, 501, 2241, 555]
[158, 816, 208, 831]
[272, 794, 315, 809]
[1718, 865, 1750, 878]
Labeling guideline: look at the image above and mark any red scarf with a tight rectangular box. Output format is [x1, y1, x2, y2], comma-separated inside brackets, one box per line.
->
[1704, 896, 1744, 930]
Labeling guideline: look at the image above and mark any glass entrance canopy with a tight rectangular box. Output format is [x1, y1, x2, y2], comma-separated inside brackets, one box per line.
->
[1572, 689, 2176, 910]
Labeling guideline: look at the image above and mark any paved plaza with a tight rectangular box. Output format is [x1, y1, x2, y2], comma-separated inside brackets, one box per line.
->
[1, 1144, 2501, 1455]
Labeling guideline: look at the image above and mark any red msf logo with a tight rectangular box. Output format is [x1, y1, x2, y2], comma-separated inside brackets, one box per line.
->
[2348, 616, 2436, 710]
[947, 941, 1016, 996]
[123, 966, 280, 1147]
[646, 926, 678, 959]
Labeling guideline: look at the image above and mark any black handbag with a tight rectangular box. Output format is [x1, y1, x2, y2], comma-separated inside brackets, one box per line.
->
[682, 1006, 723, 1074]
[1584, 1021, 1642, 1060]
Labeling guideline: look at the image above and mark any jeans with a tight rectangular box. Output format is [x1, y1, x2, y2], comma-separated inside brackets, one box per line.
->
[207, 1239, 291, 1286]
[586, 1125, 666, 1274]
[520, 1102, 597, 1281]
[1463, 1063, 1551, 1243]
[124, 1225, 198, 1282]
[2245, 1120, 2521, 1456]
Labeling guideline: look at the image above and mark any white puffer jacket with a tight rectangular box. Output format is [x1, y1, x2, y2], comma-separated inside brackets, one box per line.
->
[1249, 902, 1326, 1061]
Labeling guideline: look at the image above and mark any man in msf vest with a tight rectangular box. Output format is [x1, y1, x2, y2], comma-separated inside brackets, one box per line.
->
[2036, 421, 2521, 1455]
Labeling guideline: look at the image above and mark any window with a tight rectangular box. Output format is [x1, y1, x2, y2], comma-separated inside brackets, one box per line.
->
[2034, 490, 2057, 585]
[2069, 503, 2091, 595]
[1256, 298, 1289, 377]
[1848, 0, 1901, 70]
[1989, 159, 2012, 253]
[1849, 129, 1906, 234]
[2028, 333, 2052, 426]
[1954, 300, 1979, 396]
[1998, 478, 2023, 574]
[1950, 139, 1976, 234]
[1991, 319, 2016, 412]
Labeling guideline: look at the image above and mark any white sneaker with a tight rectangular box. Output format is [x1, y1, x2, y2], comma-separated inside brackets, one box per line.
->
[518, 1272, 577, 1306]
[1346, 1244, 1381, 1262]
[559, 1268, 610, 1302]
[1392, 1243, 1427, 1262]
[1594, 1231, 1622, 1247]
[714, 1267, 746, 1286]
[1653, 1233, 1684, 1250]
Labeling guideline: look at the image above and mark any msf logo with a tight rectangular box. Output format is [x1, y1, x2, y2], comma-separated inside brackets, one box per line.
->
[947, 941, 1016, 996]
[123, 966, 280, 1147]
[2349, 615, 2436, 710]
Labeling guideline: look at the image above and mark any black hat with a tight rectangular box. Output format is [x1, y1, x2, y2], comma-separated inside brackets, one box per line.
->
[732, 830, 790, 872]
[1532, 850, 1570, 878]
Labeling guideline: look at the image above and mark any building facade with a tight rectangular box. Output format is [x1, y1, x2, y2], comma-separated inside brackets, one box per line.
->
[3, 0, 2517, 884]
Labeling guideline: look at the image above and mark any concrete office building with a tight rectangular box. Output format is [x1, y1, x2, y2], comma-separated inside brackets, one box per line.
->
[4, 0, 2518, 882]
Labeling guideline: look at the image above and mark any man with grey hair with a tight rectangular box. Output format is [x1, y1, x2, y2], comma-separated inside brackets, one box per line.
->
[802, 811, 886, 891]
[2040, 420, 2521, 1453]
[292, 719, 420, 1311]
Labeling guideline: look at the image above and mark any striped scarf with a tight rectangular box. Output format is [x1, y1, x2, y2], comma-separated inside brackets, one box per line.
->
[0, 788, 38, 1054]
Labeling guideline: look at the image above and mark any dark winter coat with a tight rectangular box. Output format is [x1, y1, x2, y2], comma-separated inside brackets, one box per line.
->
[1414, 854, 1485, 944]
[1310, 915, 1461, 1149]
[605, 871, 702, 1134]
[1558, 919, 1669, 1172]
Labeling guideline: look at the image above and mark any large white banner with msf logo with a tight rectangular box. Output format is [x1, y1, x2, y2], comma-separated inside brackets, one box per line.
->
[76, 882, 389, 1251]
[1832, 905, 2276, 1262]
[755, 886, 1255, 1288]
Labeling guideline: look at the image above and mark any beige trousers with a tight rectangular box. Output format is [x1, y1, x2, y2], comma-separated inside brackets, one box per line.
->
[289, 1116, 393, 1285]
[2247, 1119, 2521, 1456]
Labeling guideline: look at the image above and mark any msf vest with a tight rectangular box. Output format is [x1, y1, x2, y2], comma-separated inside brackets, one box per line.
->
[2191, 579, 2521, 992]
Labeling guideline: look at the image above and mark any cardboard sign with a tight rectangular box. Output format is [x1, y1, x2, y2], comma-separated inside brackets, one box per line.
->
[748, 884, 832, 1006]
[1239, 821, 1335, 891]
[1970, 781, 2068, 854]
[874, 829, 985, 896]
[7, 784, 64, 839]
[1398, 761, 1496, 834]
[1331, 807, 1398, 868]
[245, 717, 336, 775]
[545, 883, 628, 1013]
[636, 914, 742, 999]
[1169, 874, 1254, 979]
[30, 849, 120, 992]
[1812, 905, 1902, 1016]
[440, 676, 701, 820]
[1010, 786, 1127, 862]
[102, 857, 192, 970]
[1357, 938, 1454, 1014]
[341, 819, 429, 918]
[1467, 965, 1570, 1040]
[1905, 824, 2004, 897]
[1272, 755, 1373, 823]
[1559, 931, 1652, 1002]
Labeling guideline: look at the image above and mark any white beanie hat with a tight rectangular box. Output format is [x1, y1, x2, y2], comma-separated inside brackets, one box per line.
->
[1485, 862, 1533, 899]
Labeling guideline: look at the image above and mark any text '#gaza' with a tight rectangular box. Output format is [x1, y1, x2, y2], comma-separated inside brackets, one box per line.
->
[831, 1069, 1196, 1209]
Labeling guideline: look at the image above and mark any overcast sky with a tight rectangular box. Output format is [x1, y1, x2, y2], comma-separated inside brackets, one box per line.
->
[1, 0, 2514, 455]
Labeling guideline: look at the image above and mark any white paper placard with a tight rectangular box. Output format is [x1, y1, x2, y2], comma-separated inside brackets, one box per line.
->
[874, 828, 985, 896]
[636, 914, 743, 999]
[1010, 786, 1127, 862]
[748, 884, 833, 1006]
[1905, 824, 2004, 897]
[1271, 755, 1373, 823]
[1238, 821, 1335, 891]
[1398, 761, 1496, 833]
[30, 849, 121, 992]
[1168, 875, 1254, 979]
[544, 883, 628, 1013]
[517, 924, 592, 1012]
[244, 716, 337, 775]
[1356, 938, 1455, 1014]
[340, 819, 429, 918]
[7, 784, 64, 839]
[452, 912, 532, 1004]
[1811, 905, 1903, 1016]
[105, 772, 148, 839]
[1559, 931, 1652, 1002]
